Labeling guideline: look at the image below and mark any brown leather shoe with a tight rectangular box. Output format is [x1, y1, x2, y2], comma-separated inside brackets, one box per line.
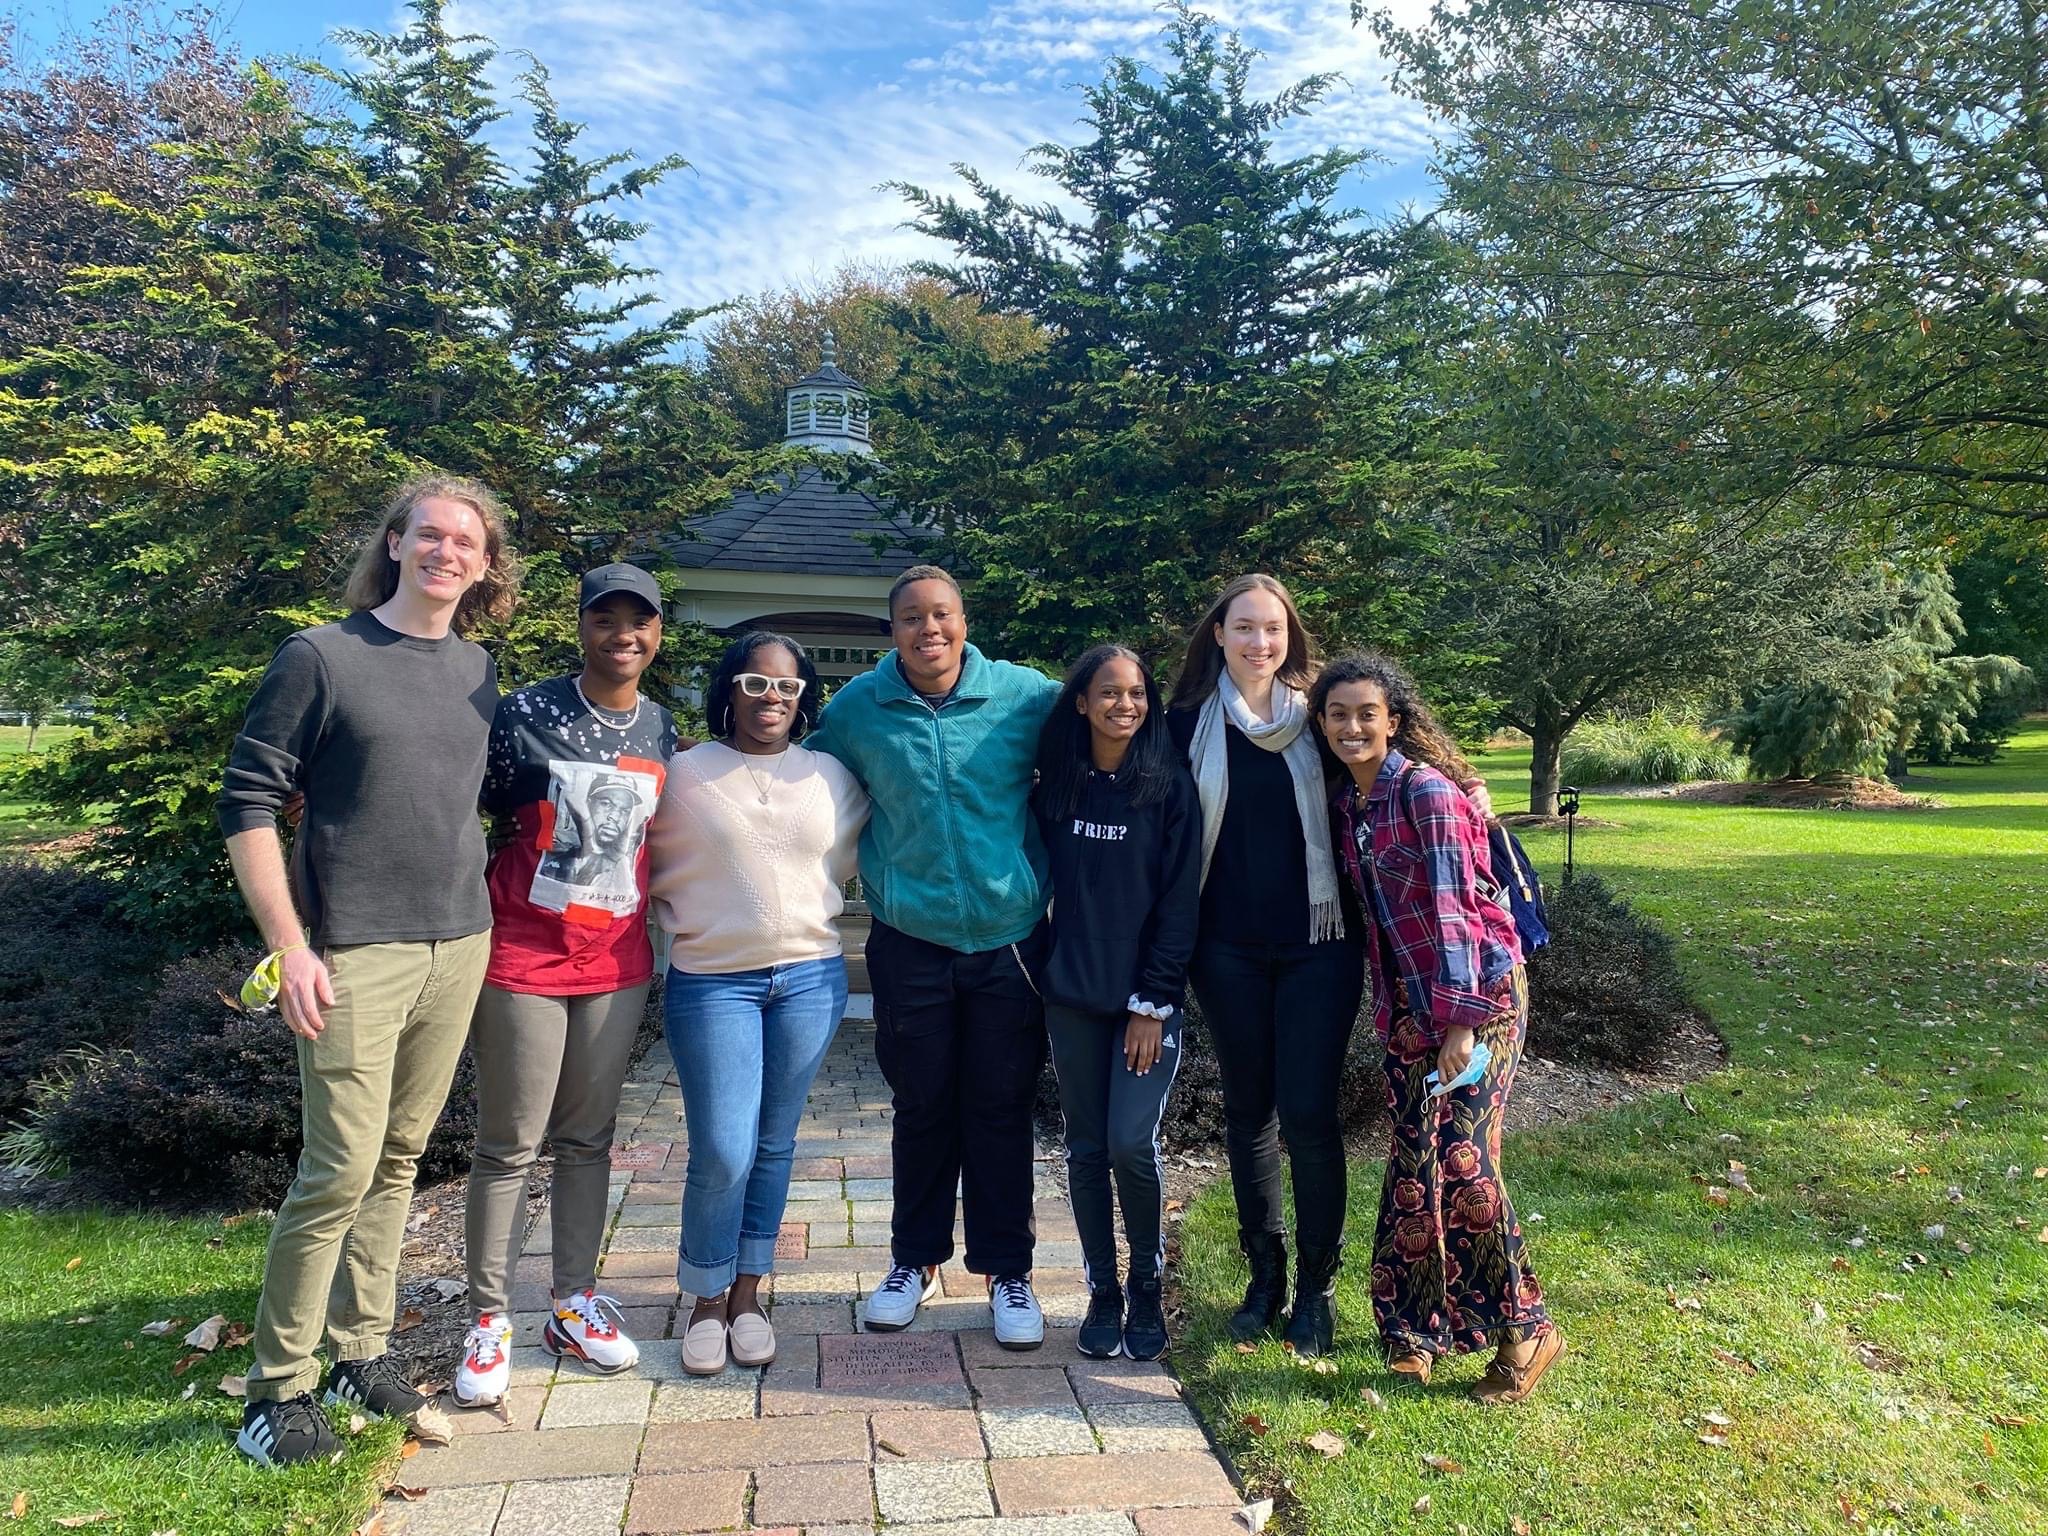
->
[1473, 1329, 1564, 1405]
[1387, 1351, 1432, 1385]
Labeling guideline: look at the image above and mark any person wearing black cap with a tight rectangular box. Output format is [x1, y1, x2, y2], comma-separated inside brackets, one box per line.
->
[453, 561, 678, 1409]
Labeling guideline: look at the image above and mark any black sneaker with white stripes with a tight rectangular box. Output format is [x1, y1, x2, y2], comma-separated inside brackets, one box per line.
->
[324, 1354, 429, 1419]
[236, 1393, 342, 1467]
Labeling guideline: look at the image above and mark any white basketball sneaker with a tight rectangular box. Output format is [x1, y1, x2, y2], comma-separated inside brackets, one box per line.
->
[542, 1289, 640, 1374]
[453, 1312, 513, 1408]
[863, 1264, 940, 1331]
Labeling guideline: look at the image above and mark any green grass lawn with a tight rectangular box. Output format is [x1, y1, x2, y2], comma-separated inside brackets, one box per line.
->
[0, 1212, 403, 1535]
[1180, 721, 2048, 1535]
[0, 723, 84, 853]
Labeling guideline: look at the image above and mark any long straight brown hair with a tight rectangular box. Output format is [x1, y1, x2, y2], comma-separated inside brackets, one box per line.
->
[1169, 572, 1320, 711]
[343, 474, 522, 635]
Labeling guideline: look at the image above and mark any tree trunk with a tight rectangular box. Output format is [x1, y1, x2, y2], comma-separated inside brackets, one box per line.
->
[1528, 721, 1563, 817]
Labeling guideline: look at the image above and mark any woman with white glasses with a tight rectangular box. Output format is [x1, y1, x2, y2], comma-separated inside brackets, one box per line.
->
[646, 632, 867, 1374]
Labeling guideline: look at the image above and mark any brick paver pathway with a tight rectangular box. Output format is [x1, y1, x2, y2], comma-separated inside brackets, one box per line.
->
[394, 998, 1245, 1535]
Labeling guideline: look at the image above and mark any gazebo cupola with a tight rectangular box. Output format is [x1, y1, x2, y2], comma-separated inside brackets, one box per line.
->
[783, 331, 873, 454]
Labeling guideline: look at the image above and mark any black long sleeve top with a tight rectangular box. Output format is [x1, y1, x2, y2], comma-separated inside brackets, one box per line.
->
[1034, 764, 1202, 1017]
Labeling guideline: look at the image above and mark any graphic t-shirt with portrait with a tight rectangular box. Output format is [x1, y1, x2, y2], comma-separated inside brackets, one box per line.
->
[481, 676, 677, 995]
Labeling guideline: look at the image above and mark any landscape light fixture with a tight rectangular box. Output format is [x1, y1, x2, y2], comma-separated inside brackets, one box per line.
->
[1558, 785, 1582, 884]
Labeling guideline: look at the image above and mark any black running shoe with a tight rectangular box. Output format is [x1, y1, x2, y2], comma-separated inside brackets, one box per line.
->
[324, 1354, 428, 1420]
[237, 1393, 342, 1466]
[1078, 1282, 1125, 1359]
[1123, 1271, 1168, 1361]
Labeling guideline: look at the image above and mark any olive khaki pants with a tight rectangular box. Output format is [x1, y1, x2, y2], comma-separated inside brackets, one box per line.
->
[464, 981, 649, 1316]
[245, 933, 491, 1402]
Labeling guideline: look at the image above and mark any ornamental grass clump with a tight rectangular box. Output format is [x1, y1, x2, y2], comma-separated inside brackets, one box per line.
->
[1560, 712, 1744, 785]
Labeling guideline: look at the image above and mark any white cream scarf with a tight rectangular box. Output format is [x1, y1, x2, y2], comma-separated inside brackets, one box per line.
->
[1189, 671, 1345, 943]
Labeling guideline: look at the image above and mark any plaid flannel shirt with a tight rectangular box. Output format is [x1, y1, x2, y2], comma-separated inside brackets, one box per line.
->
[1334, 750, 1523, 1047]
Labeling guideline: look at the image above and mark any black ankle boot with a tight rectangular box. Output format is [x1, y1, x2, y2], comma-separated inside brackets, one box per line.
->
[1227, 1230, 1288, 1342]
[1283, 1244, 1341, 1357]
[1123, 1269, 1168, 1361]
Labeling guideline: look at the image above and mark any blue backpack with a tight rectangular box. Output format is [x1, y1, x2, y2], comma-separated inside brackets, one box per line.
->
[1485, 822, 1551, 954]
[1394, 762, 1551, 954]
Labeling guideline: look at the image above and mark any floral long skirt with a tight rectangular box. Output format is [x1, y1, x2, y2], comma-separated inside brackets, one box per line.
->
[1370, 966, 1552, 1358]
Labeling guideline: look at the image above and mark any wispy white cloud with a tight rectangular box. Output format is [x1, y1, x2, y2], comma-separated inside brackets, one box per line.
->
[436, 0, 1441, 318]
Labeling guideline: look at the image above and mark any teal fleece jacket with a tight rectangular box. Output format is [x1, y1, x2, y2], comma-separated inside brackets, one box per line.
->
[809, 644, 1060, 953]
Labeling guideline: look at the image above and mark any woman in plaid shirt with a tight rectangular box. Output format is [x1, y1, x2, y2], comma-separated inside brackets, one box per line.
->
[1313, 651, 1564, 1405]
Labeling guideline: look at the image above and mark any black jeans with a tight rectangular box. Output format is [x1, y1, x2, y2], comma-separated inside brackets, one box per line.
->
[1044, 1004, 1182, 1288]
[1190, 936, 1365, 1252]
[868, 918, 1048, 1277]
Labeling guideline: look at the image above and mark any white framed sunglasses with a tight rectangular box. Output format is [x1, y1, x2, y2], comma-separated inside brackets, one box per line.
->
[735, 673, 807, 700]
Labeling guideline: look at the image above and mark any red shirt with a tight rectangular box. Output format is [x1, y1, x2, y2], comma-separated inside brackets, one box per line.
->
[480, 677, 677, 995]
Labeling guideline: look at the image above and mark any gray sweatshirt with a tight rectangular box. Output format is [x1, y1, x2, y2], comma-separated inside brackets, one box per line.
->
[216, 611, 499, 945]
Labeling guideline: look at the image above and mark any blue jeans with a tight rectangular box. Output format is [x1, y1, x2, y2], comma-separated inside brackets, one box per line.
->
[665, 957, 848, 1297]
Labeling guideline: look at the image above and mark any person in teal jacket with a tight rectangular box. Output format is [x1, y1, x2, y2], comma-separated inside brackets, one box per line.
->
[809, 564, 1061, 1349]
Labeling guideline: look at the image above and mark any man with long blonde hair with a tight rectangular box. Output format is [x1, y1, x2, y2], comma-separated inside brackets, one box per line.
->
[217, 474, 518, 1465]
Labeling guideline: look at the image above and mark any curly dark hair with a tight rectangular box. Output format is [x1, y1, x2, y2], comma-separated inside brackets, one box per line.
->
[1033, 644, 1180, 821]
[707, 631, 821, 742]
[1307, 650, 1476, 786]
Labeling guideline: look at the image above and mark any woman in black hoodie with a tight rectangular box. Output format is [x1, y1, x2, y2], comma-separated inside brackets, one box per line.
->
[1033, 645, 1202, 1361]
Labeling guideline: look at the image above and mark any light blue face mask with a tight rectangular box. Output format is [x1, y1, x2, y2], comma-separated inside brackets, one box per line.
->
[1424, 1039, 1492, 1098]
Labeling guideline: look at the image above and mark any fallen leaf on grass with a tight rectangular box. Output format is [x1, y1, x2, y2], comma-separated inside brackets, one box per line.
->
[2035, 1168, 2046, 1179]
[220, 1322, 253, 1350]
[1702, 1409, 1733, 1428]
[170, 1352, 207, 1377]
[1982, 1431, 1996, 1459]
[2037, 1226, 2048, 1244]
[1421, 1452, 1464, 1476]
[139, 1319, 184, 1338]
[1829, 1257, 1852, 1273]
[383, 1486, 427, 1502]
[1990, 1413, 2035, 1428]
[1239, 1413, 1270, 1438]
[179, 1383, 196, 1401]
[1726, 1160, 1757, 1194]
[409, 1402, 453, 1446]
[1511, 1520, 1531, 1536]
[64, 1257, 82, 1272]
[53, 1516, 110, 1529]
[1412, 1495, 1432, 1515]
[1235, 1497, 1273, 1532]
[8, 1491, 25, 1520]
[1710, 1347, 1758, 1375]
[1809, 1302, 1829, 1325]
[1303, 1429, 1347, 1459]
[348, 1413, 369, 1435]
[1667, 1288, 1703, 1313]
[1300, 1357, 1338, 1376]
[1837, 1491, 1866, 1526]
[1234, 1341, 1258, 1354]
[395, 1308, 426, 1335]
[217, 1374, 245, 1398]
[1698, 1430, 1731, 1449]
[399, 1441, 420, 1461]
[1702, 1186, 1731, 1207]
[183, 1315, 227, 1352]
[1359, 1388, 1385, 1410]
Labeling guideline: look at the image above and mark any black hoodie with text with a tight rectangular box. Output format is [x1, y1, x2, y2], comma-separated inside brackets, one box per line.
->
[1034, 765, 1202, 1017]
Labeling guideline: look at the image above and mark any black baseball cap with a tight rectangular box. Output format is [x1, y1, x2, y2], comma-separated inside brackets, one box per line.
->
[579, 563, 662, 614]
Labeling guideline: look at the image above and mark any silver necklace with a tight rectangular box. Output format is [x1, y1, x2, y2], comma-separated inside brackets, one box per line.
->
[739, 746, 789, 805]
[574, 677, 641, 732]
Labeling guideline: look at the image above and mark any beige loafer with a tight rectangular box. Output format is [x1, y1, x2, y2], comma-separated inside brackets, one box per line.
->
[728, 1308, 776, 1368]
[680, 1314, 729, 1376]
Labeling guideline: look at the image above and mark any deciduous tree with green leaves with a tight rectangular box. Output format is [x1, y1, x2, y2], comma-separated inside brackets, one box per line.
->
[1368, 0, 2048, 535]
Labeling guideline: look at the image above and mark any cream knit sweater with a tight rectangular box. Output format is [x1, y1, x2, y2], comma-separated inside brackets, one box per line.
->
[646, 742, 869, 975]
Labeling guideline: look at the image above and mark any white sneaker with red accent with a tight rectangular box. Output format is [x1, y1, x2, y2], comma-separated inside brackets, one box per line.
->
[453, 1313, 513, 1407]
[542, 1289, 640, 1374]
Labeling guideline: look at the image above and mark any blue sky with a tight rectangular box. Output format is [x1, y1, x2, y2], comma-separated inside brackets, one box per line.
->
[17, 1, 1445, 315]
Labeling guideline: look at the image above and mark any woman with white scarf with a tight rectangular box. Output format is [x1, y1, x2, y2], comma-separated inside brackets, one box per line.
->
[1168, 574, 1491, 1358]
